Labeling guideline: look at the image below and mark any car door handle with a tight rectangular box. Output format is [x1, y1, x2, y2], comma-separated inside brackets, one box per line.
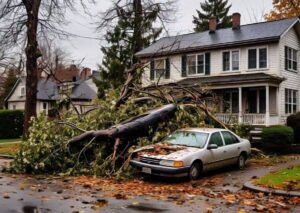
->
[237, 147, 241, 150]
[223, 150, 227, 153]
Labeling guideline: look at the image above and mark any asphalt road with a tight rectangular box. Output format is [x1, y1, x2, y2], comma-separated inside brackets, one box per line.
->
[0, 158, 300, 213]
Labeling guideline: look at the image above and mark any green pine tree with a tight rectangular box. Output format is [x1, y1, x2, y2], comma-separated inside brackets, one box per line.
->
[0, 68, 18, 108]
[97, 0, 162, 98]
[193, 0, 232, 32]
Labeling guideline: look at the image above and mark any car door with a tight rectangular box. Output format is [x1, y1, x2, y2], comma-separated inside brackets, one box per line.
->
[221, 131, 241, 165]
[203, 132, 227, 171]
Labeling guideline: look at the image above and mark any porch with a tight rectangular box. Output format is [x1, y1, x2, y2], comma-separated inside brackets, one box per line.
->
[214, 86, 279, 126]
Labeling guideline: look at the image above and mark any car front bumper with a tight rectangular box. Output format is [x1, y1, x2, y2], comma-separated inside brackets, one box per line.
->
[130, 160, 190, 177]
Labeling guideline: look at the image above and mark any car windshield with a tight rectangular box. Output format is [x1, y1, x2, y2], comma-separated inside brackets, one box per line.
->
[164, 131, 209, 148]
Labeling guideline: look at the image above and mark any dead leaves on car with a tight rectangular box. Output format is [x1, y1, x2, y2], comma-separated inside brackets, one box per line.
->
[137, 143, 184, 156]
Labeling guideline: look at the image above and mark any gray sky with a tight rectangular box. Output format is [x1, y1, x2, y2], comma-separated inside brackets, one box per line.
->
[61, 0, 273, 70]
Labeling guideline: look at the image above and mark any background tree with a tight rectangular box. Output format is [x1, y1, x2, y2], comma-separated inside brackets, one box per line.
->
[0, 68, 18, 109]
[0, 0, 94, 135]
[265, 0, 300, 21]
[97, 0, 175, 98]
[193, 0, 232, 32]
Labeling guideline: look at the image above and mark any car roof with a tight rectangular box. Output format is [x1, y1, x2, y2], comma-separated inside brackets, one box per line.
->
[179, 128, 228, 134]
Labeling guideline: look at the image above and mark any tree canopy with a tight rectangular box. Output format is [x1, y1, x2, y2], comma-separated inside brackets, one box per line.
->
[193, 0, 232, 32]
[265, 0, 300, 21]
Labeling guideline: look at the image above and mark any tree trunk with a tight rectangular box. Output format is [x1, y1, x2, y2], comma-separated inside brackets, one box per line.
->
[23, 0, 41, 136]
[132, 0, 143, 64]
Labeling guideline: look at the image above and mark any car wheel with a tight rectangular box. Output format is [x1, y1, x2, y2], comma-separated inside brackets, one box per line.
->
[189, 162, 202, 180]
[237, 153, 246, 169]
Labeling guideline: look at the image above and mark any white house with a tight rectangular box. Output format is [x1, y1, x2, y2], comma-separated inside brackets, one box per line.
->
[5, 77, 98, 114]
[136, 14, 300, 126]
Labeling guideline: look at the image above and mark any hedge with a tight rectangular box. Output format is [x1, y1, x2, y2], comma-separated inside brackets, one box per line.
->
[0, 110, 24, 139]
[287, 112, 300, 144]
[262, 125, 294, 145]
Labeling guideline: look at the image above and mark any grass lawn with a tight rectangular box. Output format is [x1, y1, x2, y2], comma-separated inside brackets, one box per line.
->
[0, 138, 22, 143]
[256, 165, 300, 191]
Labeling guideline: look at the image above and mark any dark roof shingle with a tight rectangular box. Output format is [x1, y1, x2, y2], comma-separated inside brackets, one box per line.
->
[136, 17, 299, 58]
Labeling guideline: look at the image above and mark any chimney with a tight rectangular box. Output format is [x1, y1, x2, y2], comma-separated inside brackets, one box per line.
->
[209, 17, 217, 33]
[232, 13, 241, 30]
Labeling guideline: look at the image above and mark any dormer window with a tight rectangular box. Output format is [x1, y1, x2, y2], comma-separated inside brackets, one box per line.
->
[20, 87, 25, 96]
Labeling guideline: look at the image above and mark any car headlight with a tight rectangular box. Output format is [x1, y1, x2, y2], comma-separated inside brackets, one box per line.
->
[159, 160, 184, 167]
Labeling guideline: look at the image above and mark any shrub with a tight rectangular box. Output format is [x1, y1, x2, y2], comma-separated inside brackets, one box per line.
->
[262, 125, 294, 145]
[0, 110, 23, 139]
[287, 112, 300, 144]
[230, 124, 253, 139]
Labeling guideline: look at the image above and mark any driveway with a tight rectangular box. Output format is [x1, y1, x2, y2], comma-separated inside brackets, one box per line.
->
[0, 157, 299, 213]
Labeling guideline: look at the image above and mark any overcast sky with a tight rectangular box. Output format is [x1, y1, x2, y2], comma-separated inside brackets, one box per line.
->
[61, 0, 273, 70]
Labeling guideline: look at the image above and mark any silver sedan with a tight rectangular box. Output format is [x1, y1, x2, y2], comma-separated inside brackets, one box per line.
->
[130, 128, 251, 180]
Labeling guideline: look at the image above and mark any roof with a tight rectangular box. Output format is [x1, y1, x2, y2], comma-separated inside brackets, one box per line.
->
[136, 17, 299, 58]
[6, 77, 97, 102]
[177, 73, 284, 87]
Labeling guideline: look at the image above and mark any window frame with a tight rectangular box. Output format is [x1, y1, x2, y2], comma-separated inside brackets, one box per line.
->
[286, 46, 298, 72]
[285, 88, 298, 114]
[186, 53, 207, 76]
[247, 46, 269, 70]
[221, 131, 240, 146]
[20, 87, 25, 96]
[154, 58, 166, 80]
[222, 49, 240, 72]
[208, 132, 225, 147]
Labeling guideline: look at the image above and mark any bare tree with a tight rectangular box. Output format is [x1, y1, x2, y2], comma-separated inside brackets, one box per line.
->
[0, 0, 94, 135]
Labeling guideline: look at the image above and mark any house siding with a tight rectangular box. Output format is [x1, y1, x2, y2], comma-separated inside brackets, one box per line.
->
[142, 43, 280, 86]
[279, 27, 300, 123]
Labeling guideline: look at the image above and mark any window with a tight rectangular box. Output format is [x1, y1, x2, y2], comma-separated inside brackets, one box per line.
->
[285, 46, 297, 72]
[154, 59, 166, 79]
[285, 89, 298, 114]
[20, 87, 25, 96]
[166, 131, 209, 148]
[248, 47, 268, 69]
[209, 132, 224, 147]
[223, 91, 238, 113]
[223, 50, 240, 71]
[221, 131, 240, 145]
[187, 54, 207, 75]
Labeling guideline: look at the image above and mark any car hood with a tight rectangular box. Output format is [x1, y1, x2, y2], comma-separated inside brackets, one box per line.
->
[133, 143, 201, 160]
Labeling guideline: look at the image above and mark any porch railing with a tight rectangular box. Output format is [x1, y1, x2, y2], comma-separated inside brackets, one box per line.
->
[215, 113, 239, 124]
[242, 114, 266, 125]
[215, 113, 266, 125]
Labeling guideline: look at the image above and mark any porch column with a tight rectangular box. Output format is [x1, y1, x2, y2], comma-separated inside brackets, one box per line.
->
[266, 85, 270, 126]
[276, 87, 280, 115]
[238, 87, 242, 124]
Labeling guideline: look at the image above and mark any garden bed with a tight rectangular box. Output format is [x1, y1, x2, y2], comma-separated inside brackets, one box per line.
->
[0, 143, 20, 155]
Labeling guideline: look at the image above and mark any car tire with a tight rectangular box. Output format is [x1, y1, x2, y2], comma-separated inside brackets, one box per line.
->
[237, 153, 246, 169]
[189, 162, 202, 180]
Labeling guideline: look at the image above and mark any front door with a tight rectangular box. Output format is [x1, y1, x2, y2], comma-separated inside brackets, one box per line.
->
[248, 90, 257, 113]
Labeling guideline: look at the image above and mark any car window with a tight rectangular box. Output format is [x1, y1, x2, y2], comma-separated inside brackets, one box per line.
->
[166, 131, 209, 148]
[209, 132, 224, 147]
[222, 131, 240, 145]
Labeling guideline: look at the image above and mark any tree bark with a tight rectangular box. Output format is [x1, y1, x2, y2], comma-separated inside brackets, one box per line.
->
[132, 0, 143, 64]
[23, 0, 41, 136]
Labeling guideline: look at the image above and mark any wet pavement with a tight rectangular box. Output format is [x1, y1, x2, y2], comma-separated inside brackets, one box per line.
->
[0, 158, 300, 213]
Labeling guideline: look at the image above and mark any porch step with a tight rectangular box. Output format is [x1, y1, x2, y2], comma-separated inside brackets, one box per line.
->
[250, 128, 263, 144]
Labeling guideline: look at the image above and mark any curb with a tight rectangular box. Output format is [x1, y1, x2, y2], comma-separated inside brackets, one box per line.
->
[0, 154, 15, 159]
[243, 181, 300, 197]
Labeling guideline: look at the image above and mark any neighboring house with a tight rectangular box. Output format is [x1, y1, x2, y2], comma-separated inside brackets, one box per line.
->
[136, 13, 300, 126]
[5, 77, 97, 114]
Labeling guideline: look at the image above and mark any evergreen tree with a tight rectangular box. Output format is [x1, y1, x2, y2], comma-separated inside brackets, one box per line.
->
[97, 0, 164, 98]
[193, 0, 232, 32]
[0, 68, 18, 109]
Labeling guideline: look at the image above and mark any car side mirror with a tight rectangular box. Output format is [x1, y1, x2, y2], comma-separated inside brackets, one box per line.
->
[207, 144, 218, 150]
